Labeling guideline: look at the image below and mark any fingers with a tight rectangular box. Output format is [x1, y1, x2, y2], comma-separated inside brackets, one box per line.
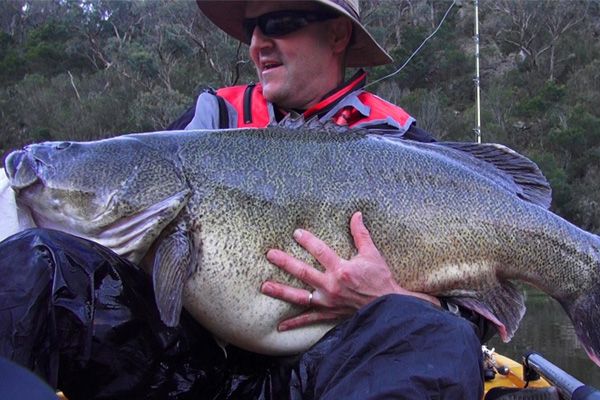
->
[278, 310, 345, 331]
[292, 228, 339, 271]
[283, 214, 375, 270]
[262, 212, 387, 332]
[350, 211, 379, 257]
[266, 248, 324, 288]
[261, 281, 313, 306]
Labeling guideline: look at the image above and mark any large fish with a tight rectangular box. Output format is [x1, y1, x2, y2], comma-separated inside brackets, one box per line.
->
[3, 127, 600, 363]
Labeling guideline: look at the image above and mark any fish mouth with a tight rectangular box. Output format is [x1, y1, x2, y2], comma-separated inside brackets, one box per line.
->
[4, 150, 40, 190]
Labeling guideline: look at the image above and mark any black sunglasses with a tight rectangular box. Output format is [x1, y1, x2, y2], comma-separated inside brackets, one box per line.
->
[243, 10, 339, 41]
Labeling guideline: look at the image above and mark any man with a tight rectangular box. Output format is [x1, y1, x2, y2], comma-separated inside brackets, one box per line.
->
[172, 1, 485, 398]
[178, 0, 444, 335]
[0, 1, 485, 398]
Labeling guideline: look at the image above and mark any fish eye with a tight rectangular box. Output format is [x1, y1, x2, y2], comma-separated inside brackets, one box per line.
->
[55, 142, 72, 150]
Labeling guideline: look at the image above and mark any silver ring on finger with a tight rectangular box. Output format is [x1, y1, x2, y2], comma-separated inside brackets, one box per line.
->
[307, 291, 313, 306]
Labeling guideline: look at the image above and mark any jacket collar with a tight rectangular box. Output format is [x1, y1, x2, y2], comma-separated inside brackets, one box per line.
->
[303, 69, 367, 119]
[273, 69, 367, 122]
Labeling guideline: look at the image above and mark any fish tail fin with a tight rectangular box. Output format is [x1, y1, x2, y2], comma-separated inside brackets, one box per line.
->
[564, 282, 600, 367]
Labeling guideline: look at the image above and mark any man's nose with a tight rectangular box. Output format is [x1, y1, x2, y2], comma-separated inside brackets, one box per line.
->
[250, 26, 275, 49]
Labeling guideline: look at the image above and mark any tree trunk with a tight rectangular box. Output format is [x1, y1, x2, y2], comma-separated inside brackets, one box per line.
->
[549, 43, 555, 82]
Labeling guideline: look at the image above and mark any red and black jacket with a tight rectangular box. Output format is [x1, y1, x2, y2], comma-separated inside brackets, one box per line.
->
[168, 70, 434, 143]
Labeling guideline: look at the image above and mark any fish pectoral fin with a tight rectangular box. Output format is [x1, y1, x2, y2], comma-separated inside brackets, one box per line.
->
[448, 280, 526, 342]
[97, 189, 191, 263]
[152, 229, 195, 327]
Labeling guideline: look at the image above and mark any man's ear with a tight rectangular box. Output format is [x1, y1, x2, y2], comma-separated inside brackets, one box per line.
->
[329, 17, 353, 55]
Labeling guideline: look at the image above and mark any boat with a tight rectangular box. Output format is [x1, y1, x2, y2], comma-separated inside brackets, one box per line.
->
[482, 346, 600, 399]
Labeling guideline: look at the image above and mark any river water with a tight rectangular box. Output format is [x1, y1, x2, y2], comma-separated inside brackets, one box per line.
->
[488, 287, 600, 388]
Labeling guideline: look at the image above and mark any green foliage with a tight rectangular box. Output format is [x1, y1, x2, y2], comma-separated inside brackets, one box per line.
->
[549, 107, 600, 158]
[24, 21, 90, 76]
[565, 60, 600, 111]
[529, 151, 573, 214]
[516, 81, 566, 118]
[0, 32, 24, 84]
[384, 23, 471, 101]
[130, 86, 192, 131]
[124, 42, 158, 78]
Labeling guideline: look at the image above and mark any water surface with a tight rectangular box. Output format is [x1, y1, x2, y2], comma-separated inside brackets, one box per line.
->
[488, 288, 600, 388]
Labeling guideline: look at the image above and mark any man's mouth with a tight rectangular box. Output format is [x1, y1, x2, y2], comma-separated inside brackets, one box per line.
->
[262, 62, 282, 71]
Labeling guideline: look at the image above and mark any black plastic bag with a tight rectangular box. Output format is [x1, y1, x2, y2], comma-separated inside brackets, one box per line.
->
[0, 229, 282, 399]
[0, 228, 483, 400]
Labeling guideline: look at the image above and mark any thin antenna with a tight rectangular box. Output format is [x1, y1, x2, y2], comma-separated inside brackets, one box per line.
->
[474, 0, 482, 143]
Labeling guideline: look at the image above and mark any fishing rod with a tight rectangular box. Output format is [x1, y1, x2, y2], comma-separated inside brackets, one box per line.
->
[524, 352, 600, 400]
[474, 0, 482, 144]
[364, 0, 457, 90]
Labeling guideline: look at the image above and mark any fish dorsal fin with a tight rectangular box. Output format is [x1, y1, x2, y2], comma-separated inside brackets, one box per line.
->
[366, 135, 552, 209]
[440, 142, 552, 209]
[153, 227, 196, 327]
[446, 280, 526, 342]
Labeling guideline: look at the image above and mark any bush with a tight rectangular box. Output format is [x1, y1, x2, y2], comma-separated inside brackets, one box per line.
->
[517, 81, 566, 118]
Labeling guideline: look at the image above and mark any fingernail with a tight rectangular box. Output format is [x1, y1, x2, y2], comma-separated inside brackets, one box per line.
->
[293, 229, 303, 240]
[260, 282, 270, 293]
[278, 323, 288, 332]
[266, 249, 280, 261]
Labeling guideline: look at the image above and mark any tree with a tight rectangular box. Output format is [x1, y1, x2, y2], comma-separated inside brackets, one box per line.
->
[486, 0, 589, 81]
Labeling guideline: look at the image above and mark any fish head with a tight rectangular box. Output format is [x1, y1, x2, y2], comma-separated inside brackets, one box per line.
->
[6, 141, 119, 225]
[4, 136, 190, 262]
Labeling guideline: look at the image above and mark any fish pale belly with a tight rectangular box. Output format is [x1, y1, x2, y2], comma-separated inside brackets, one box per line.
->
[179, 188, 355, 355]
[182, 257, 336, 355]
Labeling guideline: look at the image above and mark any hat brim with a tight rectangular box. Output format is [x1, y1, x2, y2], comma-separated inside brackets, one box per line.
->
[196, 0, 393, 67]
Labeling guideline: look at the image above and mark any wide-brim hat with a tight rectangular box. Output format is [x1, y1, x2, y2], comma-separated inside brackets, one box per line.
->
[196, 0, 393, 67]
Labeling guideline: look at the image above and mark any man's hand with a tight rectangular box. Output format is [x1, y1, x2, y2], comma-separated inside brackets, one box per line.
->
[261, 211, 440, 331]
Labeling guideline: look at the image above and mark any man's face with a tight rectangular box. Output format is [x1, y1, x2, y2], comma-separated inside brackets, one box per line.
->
[245, 1, 346, 110]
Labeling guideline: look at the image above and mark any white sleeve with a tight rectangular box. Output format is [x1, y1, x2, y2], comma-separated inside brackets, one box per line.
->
[0, 170, 26, 241]
[185, 91, 238, 130]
